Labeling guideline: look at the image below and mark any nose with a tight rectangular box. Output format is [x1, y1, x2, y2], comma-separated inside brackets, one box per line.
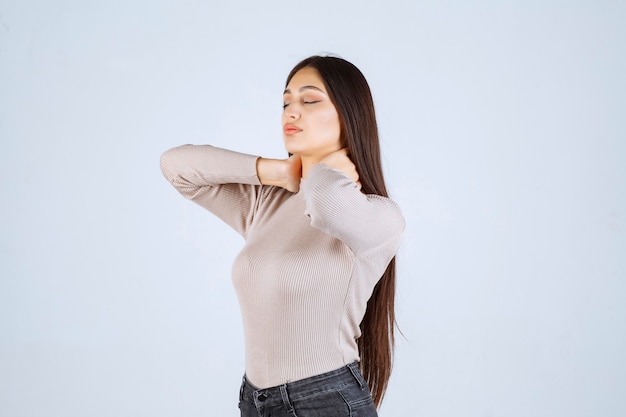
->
[283, 105, 300, 121]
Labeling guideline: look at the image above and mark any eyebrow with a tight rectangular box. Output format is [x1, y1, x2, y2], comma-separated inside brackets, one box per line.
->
[283, 85, 326, 95]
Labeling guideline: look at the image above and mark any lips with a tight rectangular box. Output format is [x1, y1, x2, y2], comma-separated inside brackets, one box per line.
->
[283, 124, 302, 135]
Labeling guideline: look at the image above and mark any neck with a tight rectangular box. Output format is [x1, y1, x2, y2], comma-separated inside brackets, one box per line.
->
[300, 157, 316, 179]
[300, 154, 328, 178]
[299, 149, 339, 178]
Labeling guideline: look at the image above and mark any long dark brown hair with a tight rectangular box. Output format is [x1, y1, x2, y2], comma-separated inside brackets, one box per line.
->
[286, 55, 398, 407]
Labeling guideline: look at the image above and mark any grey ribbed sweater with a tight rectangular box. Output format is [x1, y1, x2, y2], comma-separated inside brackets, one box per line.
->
[160, 144, 404, 388]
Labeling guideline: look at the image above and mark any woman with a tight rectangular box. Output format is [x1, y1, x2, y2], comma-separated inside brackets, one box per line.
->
[160, 55, 404, 416]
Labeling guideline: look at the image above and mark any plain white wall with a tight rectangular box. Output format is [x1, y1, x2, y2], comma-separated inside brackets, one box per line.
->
[1, 1, 624, 416]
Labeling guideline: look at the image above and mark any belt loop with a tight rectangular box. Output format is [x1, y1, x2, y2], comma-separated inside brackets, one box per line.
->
[279, 384, 294, 413]
[348, 362, 366, 389]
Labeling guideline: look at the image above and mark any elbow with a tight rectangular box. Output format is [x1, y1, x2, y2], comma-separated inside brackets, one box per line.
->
[160, 149, 175, 178]
[159, 145, 188, 184]
[390, 207, 406, 244]
[159, 150, 168, 175]
[159, 151, 176, 184]
[159, 146, 203, 200]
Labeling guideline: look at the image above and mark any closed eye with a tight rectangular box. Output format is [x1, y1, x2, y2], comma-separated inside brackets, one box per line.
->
[282, 100, 321, 109]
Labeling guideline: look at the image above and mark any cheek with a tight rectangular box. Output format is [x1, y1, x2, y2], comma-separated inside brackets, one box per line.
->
[317, 108, 341, 134]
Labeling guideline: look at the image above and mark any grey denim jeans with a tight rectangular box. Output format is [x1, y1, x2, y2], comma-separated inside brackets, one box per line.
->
[238, 362, 378, 417]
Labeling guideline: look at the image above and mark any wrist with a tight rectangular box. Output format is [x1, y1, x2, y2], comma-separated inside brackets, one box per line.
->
[256, 158, 281, 186]
[256, 156, 301, 192]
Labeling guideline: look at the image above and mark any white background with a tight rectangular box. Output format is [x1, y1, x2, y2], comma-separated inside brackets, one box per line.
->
[1, 1, 624, 416]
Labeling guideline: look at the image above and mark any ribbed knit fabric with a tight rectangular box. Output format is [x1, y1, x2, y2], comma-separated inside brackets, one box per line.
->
[160, 144, 404, 389]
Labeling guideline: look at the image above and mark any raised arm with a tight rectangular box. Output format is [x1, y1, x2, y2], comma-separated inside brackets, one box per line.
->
[160, 145, 260, 192]
[160, 144, 303, 236]
[301, 163, 405, 257]
[160, 144, 264, 236]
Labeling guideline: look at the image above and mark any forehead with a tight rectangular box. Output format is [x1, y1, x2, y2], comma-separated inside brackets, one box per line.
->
[285, 67, 327, 94]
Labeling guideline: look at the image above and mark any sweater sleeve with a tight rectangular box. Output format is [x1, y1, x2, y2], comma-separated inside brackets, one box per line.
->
[160, 144, 263, 236]
[301, 163, 405, 257]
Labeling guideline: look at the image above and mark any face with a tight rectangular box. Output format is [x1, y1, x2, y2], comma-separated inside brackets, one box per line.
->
[282, 67, 341, 158]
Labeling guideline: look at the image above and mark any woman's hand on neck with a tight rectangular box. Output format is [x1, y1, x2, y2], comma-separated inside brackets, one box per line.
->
[256, 148, 359, 193]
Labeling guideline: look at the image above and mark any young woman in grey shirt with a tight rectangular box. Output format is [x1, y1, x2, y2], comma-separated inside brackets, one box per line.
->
[161, 55, 404, 417]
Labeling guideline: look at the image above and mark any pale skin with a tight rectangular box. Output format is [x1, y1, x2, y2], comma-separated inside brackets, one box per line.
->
[256, 67, 360, 193]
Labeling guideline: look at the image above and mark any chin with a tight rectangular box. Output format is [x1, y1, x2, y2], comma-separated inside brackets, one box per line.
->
[283, 142, 302, 155]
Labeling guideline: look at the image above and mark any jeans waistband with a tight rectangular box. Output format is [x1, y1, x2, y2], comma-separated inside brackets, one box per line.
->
[241, 362, 366, 410]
